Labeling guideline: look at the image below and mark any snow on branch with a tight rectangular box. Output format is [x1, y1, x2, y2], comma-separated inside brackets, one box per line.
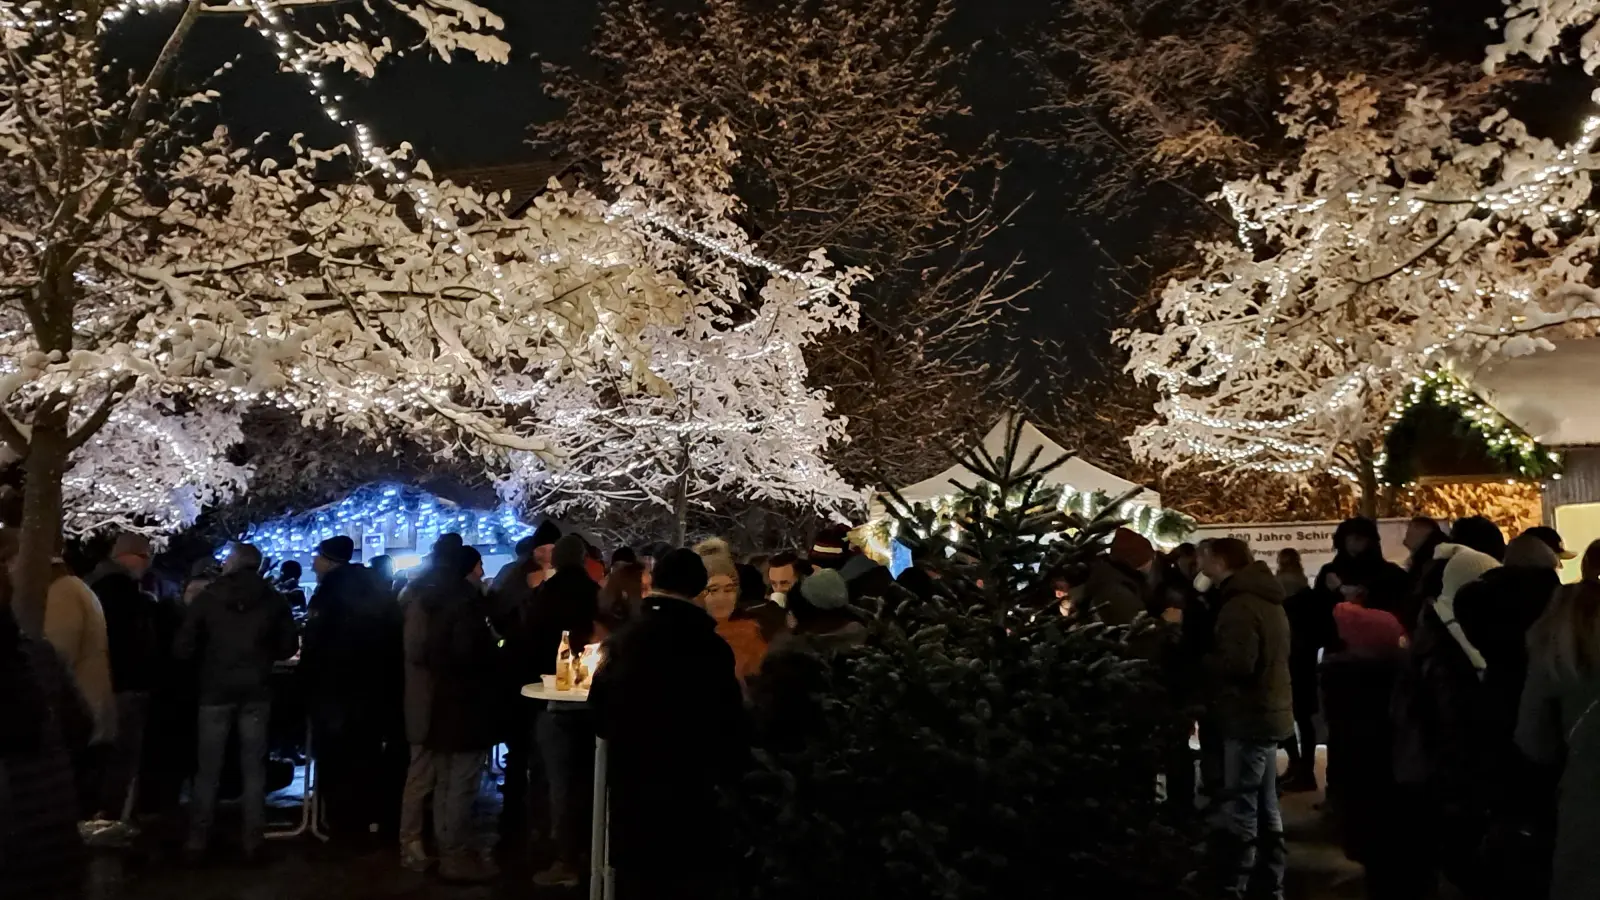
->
[2, 5, 850, 535]
[1121, 69, 1600, 487]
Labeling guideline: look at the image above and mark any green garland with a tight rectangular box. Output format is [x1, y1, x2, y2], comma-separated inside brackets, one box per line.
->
[1379, 368, 1560, 486]
[872, 483, 1193, 549]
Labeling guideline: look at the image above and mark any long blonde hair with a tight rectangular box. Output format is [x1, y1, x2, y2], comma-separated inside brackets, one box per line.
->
[1530, 539, 1600, 680]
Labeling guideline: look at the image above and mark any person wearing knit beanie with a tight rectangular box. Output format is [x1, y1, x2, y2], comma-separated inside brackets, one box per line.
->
[1107, 528, 1156, 572]
[1434, 543, 1501, 674]
[695, 539, 765, 682]
[799, 568, 849, 611]
[551, 534, 588, 572]
[808, 524, 852, 570]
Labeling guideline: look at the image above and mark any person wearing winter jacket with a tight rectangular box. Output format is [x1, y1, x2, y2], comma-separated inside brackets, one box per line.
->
[173, 543, 297, 862]
[87, 532, 160, 821]
[0, 569, 93, 900]
[590, 548, 748, 900]
[1448, 529, 1567, 898]
[43, 560, 115, 747]
[522, 534, 601, 675]
[527, 534, 602, 889]
[412, 545, 500, 883]
[1519, 539, 1600, 900]
[1078, 528, 1157, 626]
[1403, 517, 1448, 597]
[1200, 538, 1293, 900]
[302, 536, 403, 842]
[1279, 548, 1333, 792]
[1387, 542, 1500, 895]
[696, 539, 768, 682]
[1315, 518, 1409, 629]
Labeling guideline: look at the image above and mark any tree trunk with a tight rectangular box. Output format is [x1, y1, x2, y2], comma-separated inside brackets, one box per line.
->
[672, 438, 690, 547]
[1355, 439, 1380, 520]
[14, 405, 69, 636]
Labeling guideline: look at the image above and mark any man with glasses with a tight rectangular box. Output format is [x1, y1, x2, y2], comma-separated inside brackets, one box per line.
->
[88, 532, 160, 821]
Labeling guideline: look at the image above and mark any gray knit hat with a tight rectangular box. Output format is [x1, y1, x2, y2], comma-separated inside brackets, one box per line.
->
[800, 568, 849, 610]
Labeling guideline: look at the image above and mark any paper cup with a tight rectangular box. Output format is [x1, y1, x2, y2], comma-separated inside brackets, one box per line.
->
[541, 674, 557, 691]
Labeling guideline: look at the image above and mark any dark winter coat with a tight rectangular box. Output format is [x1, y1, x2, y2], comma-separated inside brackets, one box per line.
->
[1283, 586, 1335, 715]
[1455, 566, 1560, 761]
[520, 566, 600, 678]
[90, 562, 162, 693]
[275, 574, 308, 619]
[1205, 561, 1294, 742]
[1319, 649, 1404, 864]
[838, 554, 896, 607]
[1391, 599, 1484, 791]
[302, 563, 403, 729]
[174, 569, 298, 705]
[1, 636, 92, 900]
[418, 577, 499, 752]
[1081, 557, 1149, 627]
[590, 594, 748, 873]
[1518, 603, 1600, 900]
[1314, 518, 1411, 629]
[750, 623, 863, 751]
[402, 596, 433, 746]
[1406, 528, 1448, 594]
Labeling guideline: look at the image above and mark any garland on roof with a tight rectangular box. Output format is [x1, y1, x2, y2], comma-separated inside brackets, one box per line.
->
[1378, 368, 1560, 486]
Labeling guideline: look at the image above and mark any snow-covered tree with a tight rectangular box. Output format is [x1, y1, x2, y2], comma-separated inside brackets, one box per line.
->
[63, 401, 252, 537]
[499, 115, 866, 542]
[0, 0, 749, 629]
[539, 0, 1024, 488]
[1120, 3, 1600, 516]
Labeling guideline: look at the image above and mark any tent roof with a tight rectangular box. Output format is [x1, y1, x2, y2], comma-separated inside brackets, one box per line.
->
[1463, 336, 1600, 446]
[881, 417, 1158, 511]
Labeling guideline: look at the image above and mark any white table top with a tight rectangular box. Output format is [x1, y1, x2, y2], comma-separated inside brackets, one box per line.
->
[522, 682, 590, 703]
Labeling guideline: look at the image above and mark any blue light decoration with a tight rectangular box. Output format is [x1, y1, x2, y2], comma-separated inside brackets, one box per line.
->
[239, 483, 537, 566]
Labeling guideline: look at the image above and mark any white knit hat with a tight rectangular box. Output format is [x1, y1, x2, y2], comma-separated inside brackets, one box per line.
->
[1433, 543, 1501, 674]
[1436, 543, 1500, 604]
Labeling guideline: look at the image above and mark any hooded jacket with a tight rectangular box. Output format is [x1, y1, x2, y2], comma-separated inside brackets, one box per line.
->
[1205, 561, 1294, 741]
[174, 569, 298, 705]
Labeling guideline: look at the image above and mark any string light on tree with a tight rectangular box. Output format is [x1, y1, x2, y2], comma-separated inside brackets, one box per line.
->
[1377, 368, 1561, 485]
[1119, 17, 1600, 513]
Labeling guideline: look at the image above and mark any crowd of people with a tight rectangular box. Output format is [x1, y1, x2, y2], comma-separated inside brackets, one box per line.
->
[0, 520, 890, 899]
[1070, 516, 1600, 900]
[5, 510, 1600, 900]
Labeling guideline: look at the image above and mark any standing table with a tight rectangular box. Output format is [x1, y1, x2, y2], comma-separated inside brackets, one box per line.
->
[524, 683, 611, 900]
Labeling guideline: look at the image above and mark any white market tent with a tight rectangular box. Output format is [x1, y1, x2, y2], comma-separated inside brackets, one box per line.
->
[1464, 336, 1600, 446]
[873, 417, 1160, 517]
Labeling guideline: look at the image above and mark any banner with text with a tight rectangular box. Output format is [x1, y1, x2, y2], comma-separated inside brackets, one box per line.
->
[1188, 519, 1411, 576]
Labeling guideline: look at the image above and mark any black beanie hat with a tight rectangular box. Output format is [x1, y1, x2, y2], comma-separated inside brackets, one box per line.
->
[447, 545, 483, 580]
[532, 520, 562, 548]
[651, 548, 709, 599]
[316, 536, 355, 565]
[552, 534, 588, 570]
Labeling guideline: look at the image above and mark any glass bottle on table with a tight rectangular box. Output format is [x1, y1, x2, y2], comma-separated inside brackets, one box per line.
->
[555, 630, 574, 691]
